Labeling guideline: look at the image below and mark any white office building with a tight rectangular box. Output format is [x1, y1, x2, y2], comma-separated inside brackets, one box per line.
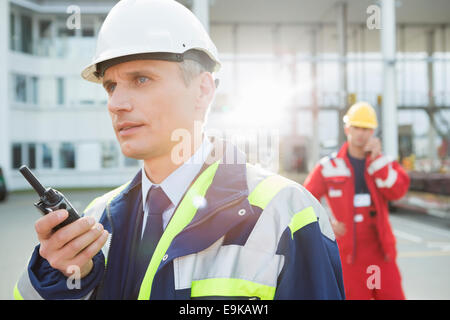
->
[0, 1, 142, 191]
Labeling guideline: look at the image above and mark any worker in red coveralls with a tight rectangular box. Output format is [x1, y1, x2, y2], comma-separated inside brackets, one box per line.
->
[303, 102, 410, 300]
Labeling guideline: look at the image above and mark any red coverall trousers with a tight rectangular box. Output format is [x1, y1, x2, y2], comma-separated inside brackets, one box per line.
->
[342, 206, 405, 300]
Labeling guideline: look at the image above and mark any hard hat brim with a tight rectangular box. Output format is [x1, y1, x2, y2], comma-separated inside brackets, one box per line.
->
[81, 49, 221, 84]
[81, 64, 102, 84]
[344, 120, 378, 129]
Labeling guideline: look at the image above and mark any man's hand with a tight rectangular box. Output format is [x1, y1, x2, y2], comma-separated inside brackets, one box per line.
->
[35, 210, 109, 278]
[331, 220, 346, 238]
[363, 137, 382, 160]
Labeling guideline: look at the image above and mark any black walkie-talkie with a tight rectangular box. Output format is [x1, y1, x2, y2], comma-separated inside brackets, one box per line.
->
[19, 165, 80, 232]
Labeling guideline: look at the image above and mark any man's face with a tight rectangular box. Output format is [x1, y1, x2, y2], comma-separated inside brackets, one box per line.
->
[345, 125, 374, 148]
[103, 59, 201, 161]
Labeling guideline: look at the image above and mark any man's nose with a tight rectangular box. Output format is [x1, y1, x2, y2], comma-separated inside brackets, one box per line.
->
[108, 86, 132, 113]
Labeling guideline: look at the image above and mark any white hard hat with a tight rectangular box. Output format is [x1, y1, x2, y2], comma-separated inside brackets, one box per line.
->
[81, 0, 221, 83]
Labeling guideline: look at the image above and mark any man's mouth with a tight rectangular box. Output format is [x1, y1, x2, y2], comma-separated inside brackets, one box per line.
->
[117, 122, 144, 136]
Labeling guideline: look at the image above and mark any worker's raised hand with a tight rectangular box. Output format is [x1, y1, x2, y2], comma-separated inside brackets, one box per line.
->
[35, 210, 108, 279]
[364, 137, 382, 160]
[331, 220, 347, 238]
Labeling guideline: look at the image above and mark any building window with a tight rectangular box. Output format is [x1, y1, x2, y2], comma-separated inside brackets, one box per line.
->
[57, 77, 65, 105]
[10, 13, 16, 51]
[39, 20, 52, 38]
[101, 142, 119, 168]
[37, 20, 53, 56]
[59, 142, 75, 168]
[14, 74, 27, 103]
[12, 143, 22, 169]
[124, 157, 139, 167]
[28, 143, 36, 169]
[12, 74, 39, 105]
[31, 76, 39, 105]
[11, 143, 36, 169]
[20, 14, 33, 54]
[42, 143, 53, 168]
[82, 27, 94, 37]
[58, 26, 75, 37]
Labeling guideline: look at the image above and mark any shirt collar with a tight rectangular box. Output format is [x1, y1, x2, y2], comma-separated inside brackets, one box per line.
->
[141, 137, 213, 210]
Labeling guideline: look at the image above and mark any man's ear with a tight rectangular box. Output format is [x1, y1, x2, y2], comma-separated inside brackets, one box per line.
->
[344, 125, 350, 137]
[195, 72, 215, 113]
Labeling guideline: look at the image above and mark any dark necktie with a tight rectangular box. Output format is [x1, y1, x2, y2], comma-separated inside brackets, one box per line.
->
[139, 185, 172, 263]
[131, 185, 171, 298]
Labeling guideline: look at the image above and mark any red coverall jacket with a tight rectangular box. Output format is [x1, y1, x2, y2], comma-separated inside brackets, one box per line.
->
[303, 142, 410, 263]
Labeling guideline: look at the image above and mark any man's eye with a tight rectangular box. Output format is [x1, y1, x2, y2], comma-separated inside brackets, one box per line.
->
[106, 83, 116, 93]
[137, 76, 149, 84]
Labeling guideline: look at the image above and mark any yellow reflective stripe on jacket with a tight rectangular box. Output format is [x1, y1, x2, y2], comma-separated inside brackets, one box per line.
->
[83, 180, 131, 214]
[191, 278, 276, 300]
[288, 206, 317, 239]
[13, 283, 24, 300]
[247, 174, 294, 209]
[83, 181, 131, 267]
[83, 197, 100, 213]
[106, 181, 131, 206]
[137, 160, 220, 300]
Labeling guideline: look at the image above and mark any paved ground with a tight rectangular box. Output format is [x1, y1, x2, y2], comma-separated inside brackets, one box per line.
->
[391, 210, 450, 299]
[0, 189, 109, 300]
[1, 189, 449, 300]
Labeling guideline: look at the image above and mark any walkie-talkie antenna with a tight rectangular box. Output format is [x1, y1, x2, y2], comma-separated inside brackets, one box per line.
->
[19, 165, 46, 197]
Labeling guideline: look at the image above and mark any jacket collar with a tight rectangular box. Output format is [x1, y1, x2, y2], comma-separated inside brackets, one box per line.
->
[122, 169, 142, 196]
[164, 140, 254, 262]
[108, 139, 250, 221]
[337, 141, 349, 158]
[337, 141, 372, 167]
[192, 139, 249, 222]
[105, 139, 256, 267]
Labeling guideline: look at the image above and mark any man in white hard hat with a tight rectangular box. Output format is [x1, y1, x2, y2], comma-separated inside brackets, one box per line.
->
[15, 0, 344, 300]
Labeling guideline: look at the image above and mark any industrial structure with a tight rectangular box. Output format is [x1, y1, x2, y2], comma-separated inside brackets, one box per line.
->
[0, 0, 449, 208]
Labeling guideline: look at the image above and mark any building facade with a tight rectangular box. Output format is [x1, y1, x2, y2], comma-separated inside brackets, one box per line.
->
[1, 0, 449, 192]
[1, 0, 142, 191]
